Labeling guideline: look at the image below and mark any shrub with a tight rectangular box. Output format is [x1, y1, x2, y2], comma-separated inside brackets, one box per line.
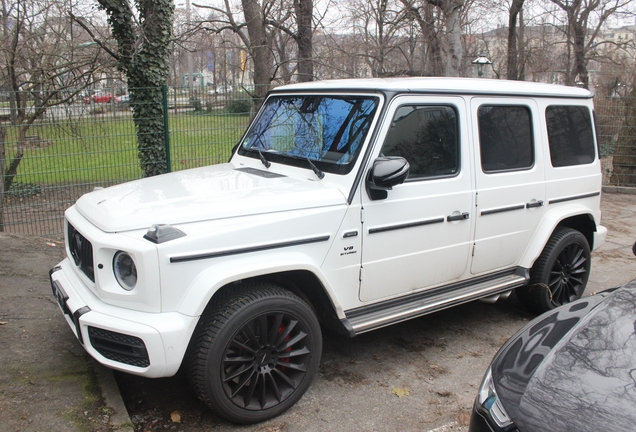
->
[226, 91, 252, 114]
[7, 181, 42, 198]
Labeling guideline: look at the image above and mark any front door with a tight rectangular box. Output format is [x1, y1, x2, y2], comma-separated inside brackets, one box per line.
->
[359, 96, 474, 303]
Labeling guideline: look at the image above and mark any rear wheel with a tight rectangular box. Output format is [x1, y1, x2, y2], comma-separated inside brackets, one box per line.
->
[518, 227, 591, 314]
[186, 283, 322, 424]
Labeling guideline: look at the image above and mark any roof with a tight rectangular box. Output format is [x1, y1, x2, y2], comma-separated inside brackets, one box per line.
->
[271, 77, 593, 99]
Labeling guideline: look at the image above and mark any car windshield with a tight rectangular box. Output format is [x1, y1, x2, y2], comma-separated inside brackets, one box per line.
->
[238, 95, 380, 175]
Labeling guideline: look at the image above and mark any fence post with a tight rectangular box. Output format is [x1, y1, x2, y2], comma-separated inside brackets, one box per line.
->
[162, 84, 171, 173]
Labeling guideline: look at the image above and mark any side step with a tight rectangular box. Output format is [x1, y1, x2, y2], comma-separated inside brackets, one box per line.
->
[344, 268, 528, 335]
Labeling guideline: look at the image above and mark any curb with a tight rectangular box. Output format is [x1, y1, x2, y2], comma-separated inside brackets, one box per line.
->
[93, 362, 135, 432]
[602, 185, 636, 194]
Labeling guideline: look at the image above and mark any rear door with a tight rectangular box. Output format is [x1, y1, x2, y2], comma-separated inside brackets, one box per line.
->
[470, 98, 546, 275]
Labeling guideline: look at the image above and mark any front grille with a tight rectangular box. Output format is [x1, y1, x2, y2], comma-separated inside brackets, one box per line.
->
[67, 222, 94, 282]
[88, 326, 150, 368]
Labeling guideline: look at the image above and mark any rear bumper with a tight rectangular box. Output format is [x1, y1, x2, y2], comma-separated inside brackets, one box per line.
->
[593, 225, 607, 252]
[49, 259, 198, 378]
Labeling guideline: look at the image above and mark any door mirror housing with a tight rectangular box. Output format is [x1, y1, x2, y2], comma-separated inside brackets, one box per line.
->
[366, 156, 410, 200]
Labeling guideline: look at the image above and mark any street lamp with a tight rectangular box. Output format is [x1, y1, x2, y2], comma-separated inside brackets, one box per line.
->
[472, 53, 492, 78]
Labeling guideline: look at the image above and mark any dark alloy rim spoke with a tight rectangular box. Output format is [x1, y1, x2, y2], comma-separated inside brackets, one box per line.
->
[549, 243, 587, 306]
[222, 311, 312, 411]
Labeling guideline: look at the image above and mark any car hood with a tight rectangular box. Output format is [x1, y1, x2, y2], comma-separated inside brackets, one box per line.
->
[73, 164, 347, 232]
[500, 282, 636, 431]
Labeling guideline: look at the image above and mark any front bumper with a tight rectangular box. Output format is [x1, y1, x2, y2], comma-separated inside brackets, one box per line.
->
[49, 259, 198, 377]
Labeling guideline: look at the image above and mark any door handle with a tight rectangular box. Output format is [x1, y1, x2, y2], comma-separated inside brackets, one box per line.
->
[526, 200, 544, 209]
[447, 212, 470, 222]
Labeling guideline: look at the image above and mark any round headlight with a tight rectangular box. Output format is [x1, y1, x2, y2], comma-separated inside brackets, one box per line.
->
[113, 251, 137, 291]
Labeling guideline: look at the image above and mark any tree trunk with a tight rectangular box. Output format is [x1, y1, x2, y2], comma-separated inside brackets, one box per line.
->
[3, 126, 26, 193]
[242, 0, 273, 103]
[424, 4, 444, 76]
[0, 125, 5, 232]
[572, 19, 588, 89]
[428, 0, 464, 77]
[518, 8, 525, 79]
[506, 0, 524, 80]
[98, 0, 173, 177]
[294, 0, 313, 82]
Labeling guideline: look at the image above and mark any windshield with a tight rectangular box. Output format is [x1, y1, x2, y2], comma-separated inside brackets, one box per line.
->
[238, 95, 380, 175]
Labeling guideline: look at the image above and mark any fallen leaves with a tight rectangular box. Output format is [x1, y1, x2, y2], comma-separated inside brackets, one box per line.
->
[391, 387, 410, 398]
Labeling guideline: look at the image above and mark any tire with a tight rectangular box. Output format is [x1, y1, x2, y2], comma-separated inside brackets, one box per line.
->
[518, 227, 591, 314]
[186, 283, 322, 424]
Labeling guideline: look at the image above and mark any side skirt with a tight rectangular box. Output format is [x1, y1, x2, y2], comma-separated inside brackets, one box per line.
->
[343, 267, 528, 335]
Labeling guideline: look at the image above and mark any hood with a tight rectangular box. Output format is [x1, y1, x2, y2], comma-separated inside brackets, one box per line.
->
[512, 283, 636, 431]
[74, 164, 347, 232]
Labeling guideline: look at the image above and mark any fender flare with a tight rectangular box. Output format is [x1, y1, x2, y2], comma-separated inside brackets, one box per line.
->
[519, 204, 597, 269]
[175, 250, 346, 319]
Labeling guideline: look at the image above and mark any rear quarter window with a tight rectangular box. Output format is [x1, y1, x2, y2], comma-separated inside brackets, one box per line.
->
[545, 105, 595, 167]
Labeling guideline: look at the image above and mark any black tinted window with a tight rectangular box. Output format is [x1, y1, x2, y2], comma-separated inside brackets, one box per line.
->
[478, 105, 533, 172]
[381, 105, 459, 179]
[546, 105, 595, 167]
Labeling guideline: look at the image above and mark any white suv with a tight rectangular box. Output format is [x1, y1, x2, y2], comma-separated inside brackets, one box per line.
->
[50, 78, 606, 423]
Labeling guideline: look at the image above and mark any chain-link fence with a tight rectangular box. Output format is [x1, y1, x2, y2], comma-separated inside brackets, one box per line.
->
[1, 87, 635, 237]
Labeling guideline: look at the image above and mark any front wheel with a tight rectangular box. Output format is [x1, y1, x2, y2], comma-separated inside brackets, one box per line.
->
[186, 283, 322, 424]
[517, 227, 591, 314]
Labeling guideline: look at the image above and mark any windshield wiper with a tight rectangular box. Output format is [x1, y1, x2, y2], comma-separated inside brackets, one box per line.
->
[258, 150, 271, 168]
[243, 146, 271, 168]
[307, 159, 325, 179]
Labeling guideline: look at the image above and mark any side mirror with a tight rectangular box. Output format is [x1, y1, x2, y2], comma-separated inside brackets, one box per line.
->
[632, 242, 636, 256]
[366, 156, 410, 200]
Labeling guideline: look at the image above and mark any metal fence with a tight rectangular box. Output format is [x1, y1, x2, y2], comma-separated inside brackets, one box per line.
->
[1, 88, 635, 237]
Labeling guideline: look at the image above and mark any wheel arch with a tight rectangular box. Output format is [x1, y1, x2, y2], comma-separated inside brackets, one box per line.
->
[520, 207, 598, 269]
[209, 271, 354, 336]
[176, 256, 352, 337]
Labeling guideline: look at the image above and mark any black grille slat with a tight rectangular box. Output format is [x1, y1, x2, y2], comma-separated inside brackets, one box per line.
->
[88, 326, 150, 368]
[67, 222, 95, 282]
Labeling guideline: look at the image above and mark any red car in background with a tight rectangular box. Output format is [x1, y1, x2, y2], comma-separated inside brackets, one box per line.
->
[84, 92, 118, 104]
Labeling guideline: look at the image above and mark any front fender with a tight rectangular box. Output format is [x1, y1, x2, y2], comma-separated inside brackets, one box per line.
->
[175, 251, 345, 319]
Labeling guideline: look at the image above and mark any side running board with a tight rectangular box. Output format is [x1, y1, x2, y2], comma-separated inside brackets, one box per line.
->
[343, 268, 528, 335]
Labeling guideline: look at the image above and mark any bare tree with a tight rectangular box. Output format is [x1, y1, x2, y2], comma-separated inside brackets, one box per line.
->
[0, 0, 104, 230]
[195, 0, 315, 103]
[550, 0, 631, 88]
[400, 0, 445, 76]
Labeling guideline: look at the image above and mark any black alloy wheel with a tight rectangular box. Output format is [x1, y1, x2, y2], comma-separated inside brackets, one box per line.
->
[186, 283, 322, 424]
[518, 227, 591, 314]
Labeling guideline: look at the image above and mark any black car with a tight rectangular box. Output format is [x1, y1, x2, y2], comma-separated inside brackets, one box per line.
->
[470, 279, 636, 431]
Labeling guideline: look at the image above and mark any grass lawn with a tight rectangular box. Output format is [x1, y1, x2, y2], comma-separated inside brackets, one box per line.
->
[5, 110, 249, 186]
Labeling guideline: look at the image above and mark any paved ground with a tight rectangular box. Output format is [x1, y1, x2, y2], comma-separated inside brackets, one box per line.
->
[1, 190, 635, 432]
[0, 235, 131, 431]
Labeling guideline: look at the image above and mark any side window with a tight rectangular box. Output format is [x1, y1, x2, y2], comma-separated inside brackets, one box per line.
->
[478, 105, 533, 172]
[381, 105, 459, 180]
[545, 105, 595, 167]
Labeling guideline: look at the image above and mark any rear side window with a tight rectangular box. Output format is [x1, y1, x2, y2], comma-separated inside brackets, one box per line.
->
[545, 105, 595, 167]
[478, 105, 534, 172]
[381, 105, 459, 179]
